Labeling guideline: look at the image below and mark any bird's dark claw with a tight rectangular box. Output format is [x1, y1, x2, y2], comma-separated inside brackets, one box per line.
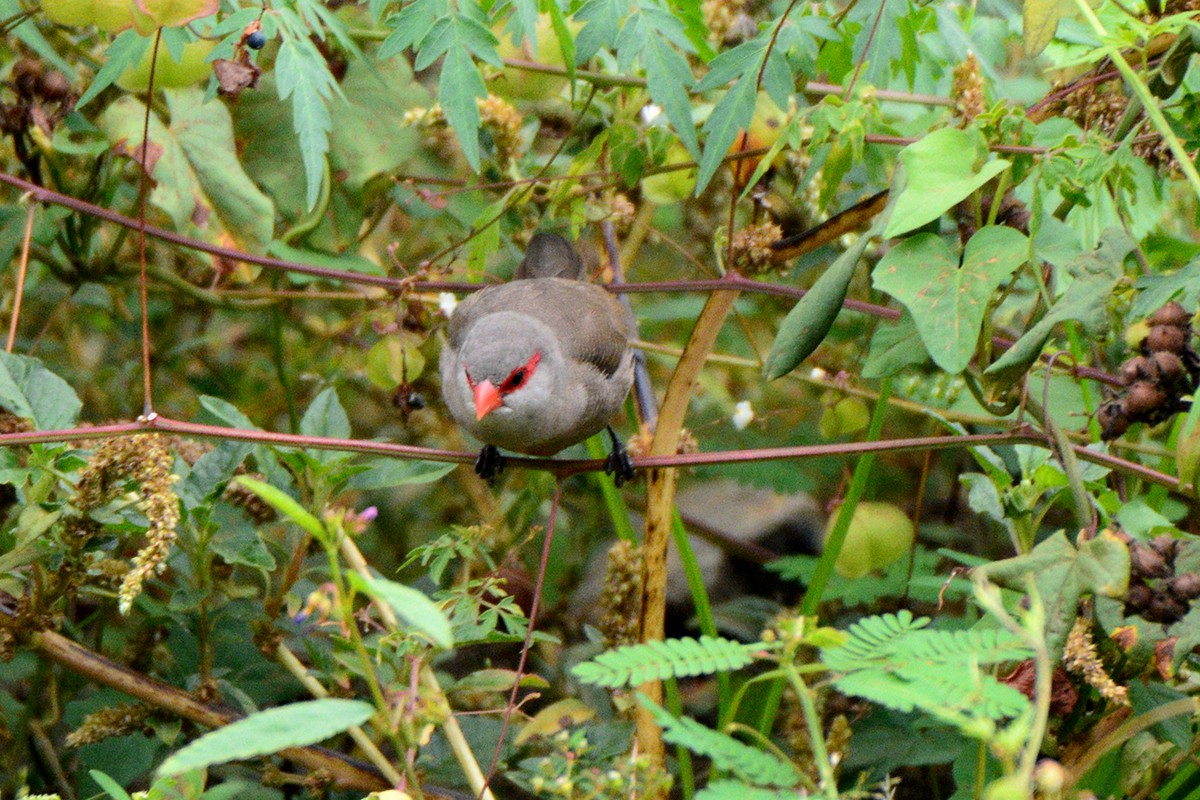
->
[604, 425, 636, 487]
[475, 445, 506, 483]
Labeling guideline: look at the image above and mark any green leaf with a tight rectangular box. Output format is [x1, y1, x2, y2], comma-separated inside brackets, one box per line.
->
[696, 76, 756, 194]
[640, 696, 802, 787]
[157, 699, 375, 776]
[873, 227, 1028, 374]
[178, 440, 251, 506]
[643, 36, 699, 160]
[347, 459, 455, 489]
[764, 214, 884, 380]
[1, 0, 75, 75]
[1023, 0, 1075, 56]
[884, 129, 1011, 238]
[1131, 257, 1200, 320]
[985, 229, 1133, 386]
[211, 525, 276, 571]
[78, 31, 149, 109]
[439, 44, 486, 170]
[0, 352, 81, 430]
[695, 783, 803, 800]
[233, 477, 326, 540]
[979, 530, 1130, 659]
[135, 0, 219, 29]
[90, 770, 134, 800]
[348, 573, 454, 648]
[275, 34, 338, 210]
[863, 310, 928, 378]
[299, 387, 351, 467]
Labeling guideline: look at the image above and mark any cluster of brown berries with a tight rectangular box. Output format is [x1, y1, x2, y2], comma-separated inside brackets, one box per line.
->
[1116, 529, 1200, 624]
[1098, 302, 1198, 440]
[2, 58, 73, 138]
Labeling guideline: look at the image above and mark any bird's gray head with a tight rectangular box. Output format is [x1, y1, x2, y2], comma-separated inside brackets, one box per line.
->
[457, 311, 563, 426]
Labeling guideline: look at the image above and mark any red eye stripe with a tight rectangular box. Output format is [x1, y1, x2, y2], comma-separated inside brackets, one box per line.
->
[499, 351, 541, 394]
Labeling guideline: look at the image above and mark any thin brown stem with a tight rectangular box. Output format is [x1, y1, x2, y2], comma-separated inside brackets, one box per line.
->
[7, 200, 35, 352]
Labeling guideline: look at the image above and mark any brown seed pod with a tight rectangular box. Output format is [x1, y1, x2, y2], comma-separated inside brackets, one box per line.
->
[37, 71, 72, 102]
[1145, 324, 1188, 354]
[1150, 301, 1192, 329]
[1120, 355, 1156, 386]
[1123, 381, 1168, 417]
[1098, 401, 1131, 439]
[11, 59, 43, 98]
[1126, 580, 1152, 609]
[1146, 590, 1188, 623]
[1130, 543, 1170, 579]
[1149, 351, 1187, 385]
[1151, 534, 1179, 564]
[1169, 572, 1200, 601]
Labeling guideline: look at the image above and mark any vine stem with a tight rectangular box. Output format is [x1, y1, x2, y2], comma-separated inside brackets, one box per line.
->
[485, 480, 562, 795]
[6, 199, 35, 352]
[336, 533, 496, 800]
[1069, 0, 1200, 203]
[137, 28, 163, 416]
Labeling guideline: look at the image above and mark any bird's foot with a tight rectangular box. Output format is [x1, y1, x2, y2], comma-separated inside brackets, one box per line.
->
[475, 445, 506, 483]
[604, 425, 636, 487]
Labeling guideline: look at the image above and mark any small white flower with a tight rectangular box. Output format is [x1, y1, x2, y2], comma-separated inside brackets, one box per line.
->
[641, 103, 663, 124]
[732, 400, 754, 430]
[438, 292, 457, 316]
[810, 366, 828, 381]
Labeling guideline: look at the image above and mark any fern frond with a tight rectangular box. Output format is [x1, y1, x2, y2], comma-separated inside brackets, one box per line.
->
[572, 636, 768, 688]
[641, 698, 802, 788]
[821, 612, 1033, 722]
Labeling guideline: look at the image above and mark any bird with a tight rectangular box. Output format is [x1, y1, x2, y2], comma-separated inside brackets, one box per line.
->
[440, 232, 637, 485]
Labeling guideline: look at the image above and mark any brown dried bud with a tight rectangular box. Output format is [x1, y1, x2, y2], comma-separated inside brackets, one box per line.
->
[1098, 402, 1130, 439]
[1124, 381, 1168, 417]
[1169, 572, 1200, 601]
[1151, 534, 1179, 564]
[1130, 543, 1170, 578]
[1120, 355, 1155, 386]
[1146, 590, 1187, 623]
[1150, 351, 1187, 385]
[11, 59, 43, 98]
[1126, 580, 1152, 609]
[1150, 301, 1191, 329]
[1145, 324, 1188, 354]
[38, 71, 72, 102]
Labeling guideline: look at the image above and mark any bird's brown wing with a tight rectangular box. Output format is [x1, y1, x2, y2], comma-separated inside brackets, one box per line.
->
[449, 279, 633, 378]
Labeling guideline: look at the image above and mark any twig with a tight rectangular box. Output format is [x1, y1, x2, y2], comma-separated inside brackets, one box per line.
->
[7, 199, 35, 352]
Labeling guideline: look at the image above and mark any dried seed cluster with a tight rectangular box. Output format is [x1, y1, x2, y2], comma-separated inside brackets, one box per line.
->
[65, 703, 154, 748]
[74, 435, 181, 615]
[952, 54, 985, 123]
[1063, 617, 1128, 706]
[730, 222, 782, 274]
[1115, 529, 1200, 624]
[1099, 302, 1198, 440]
[598, 540, 643, 648]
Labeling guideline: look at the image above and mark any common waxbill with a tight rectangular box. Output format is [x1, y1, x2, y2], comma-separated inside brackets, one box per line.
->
[440, 233, 637, 485]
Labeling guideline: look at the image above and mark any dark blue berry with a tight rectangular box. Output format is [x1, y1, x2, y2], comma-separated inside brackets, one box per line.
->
[246, 30, 267, 49]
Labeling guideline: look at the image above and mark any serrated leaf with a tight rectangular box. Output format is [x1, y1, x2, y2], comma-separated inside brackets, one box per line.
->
[0, 352, 81, 430]
[347, 459, 455, 489]
[1131, 257, 1200, 319]
[439, 44, 486, 170]
[157, 699, 374, 776]
[884, 128, 1011, 238]
[572, 636, 764, 687]
[78, 31, 149, 109]
[873, 226, 1028, 373]
[643, 36, 699, 160]
[696, 75, 756, 194]
[275, 35, 337, 210]
[179, 440, 251, 506]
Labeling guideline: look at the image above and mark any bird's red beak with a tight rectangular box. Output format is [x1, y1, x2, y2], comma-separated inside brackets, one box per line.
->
[473, 380, 503, 420]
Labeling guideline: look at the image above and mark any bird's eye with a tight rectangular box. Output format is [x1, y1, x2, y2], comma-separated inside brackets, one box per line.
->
[510, 369, 526, 387]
